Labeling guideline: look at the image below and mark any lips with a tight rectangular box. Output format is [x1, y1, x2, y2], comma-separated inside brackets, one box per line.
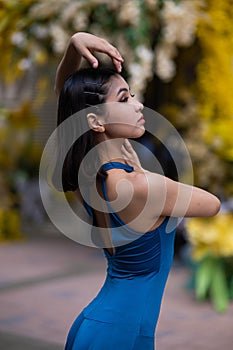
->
[137, 114, 145, 124]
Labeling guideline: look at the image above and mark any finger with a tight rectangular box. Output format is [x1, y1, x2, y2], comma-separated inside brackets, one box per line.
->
[82, 48, 99, 68]
[124, 139, 134, 151]
[121, 146, 128, 156]
[96, 42, 124, 63]
[122, 140, 131, 152]
[121, 149, 131, 161]
[122, 154, 133, 165]
[93, 45, 123, 61]
[121, 150, 132, 161]
[107, 44, 124, 61]
[112, 58, 122, 73]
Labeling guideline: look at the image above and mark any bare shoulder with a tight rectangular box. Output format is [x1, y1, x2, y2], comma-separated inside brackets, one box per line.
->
[105, 169, 165, 206]
[106, 169, 166, 195]
[105, 169, 145, 201]
[104, 169, 166, 228]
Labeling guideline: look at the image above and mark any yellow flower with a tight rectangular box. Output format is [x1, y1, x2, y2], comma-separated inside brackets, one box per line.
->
[8, 102, 38, 129]
[187, 214, 233, 260]
[0, 207, 22, 241]
[196, 1, 233, 160]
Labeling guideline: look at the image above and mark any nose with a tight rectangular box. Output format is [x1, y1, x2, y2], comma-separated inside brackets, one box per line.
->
[135, 101, 144, 112]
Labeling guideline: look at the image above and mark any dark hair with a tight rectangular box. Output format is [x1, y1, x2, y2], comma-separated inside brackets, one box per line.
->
[52, 67, 119, 192]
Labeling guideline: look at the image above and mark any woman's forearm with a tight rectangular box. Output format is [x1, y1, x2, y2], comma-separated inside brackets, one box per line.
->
[54, 39, 82, 96]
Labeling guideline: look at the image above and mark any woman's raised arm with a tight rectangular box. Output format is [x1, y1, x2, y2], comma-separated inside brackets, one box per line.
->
[54, 32, 124, 96]
[137, 171, 221, 219]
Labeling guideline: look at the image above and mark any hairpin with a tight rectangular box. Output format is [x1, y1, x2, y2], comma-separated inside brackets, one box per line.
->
[82, 78, 103, 87]
[85, 104, 100, 108]
[83, 91, 101, 96]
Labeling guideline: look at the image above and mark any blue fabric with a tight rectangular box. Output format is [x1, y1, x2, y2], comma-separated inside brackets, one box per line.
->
[102, 161, 134, 173]
[65, 162, 176, 350]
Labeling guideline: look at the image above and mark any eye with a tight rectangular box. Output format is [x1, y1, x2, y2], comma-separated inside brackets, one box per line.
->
[120, 92, 135, 103]
[120, 96, 129, 102]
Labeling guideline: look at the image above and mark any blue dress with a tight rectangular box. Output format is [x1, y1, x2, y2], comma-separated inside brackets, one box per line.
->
[65, 162, 176, 350]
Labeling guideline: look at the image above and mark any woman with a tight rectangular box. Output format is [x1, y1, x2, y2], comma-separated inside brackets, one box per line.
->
[54, 32, 220, 350]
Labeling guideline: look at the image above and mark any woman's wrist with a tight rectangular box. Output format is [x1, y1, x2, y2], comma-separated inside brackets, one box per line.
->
[65, 38, 82, 70]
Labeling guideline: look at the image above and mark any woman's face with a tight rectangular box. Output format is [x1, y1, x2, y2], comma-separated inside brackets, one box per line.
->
[102, 75, 145, 139]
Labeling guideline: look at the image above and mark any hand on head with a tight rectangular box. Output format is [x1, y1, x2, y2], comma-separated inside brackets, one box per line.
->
[55, 31, 124, 96]
[71, 32, 124, 72]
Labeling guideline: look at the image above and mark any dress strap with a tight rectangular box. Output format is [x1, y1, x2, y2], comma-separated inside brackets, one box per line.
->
[101, 161, 134, 173]
[101, 162, 133, 209]
[82, 162, 133, 218]
[101, 162, 134, 230]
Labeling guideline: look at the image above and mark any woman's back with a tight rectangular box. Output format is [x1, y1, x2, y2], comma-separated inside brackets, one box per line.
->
[65, 162, 176, 350]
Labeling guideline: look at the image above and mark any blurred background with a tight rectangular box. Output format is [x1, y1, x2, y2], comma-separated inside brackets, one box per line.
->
[0, 1, 233, 349]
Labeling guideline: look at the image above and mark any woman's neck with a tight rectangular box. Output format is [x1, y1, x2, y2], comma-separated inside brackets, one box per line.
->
[98, 137, 126, 165]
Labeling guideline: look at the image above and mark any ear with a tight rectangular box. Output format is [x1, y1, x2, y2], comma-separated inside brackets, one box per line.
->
[86, 113, 105, 133]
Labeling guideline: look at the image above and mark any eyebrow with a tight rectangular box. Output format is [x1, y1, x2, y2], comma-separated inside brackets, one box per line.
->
[117, 87, 129, 96]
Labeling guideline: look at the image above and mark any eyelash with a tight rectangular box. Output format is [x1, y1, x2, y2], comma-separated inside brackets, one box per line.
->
[120, 93, 135, 103]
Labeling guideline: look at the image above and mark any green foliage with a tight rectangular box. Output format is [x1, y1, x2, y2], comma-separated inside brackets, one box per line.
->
[195, 256, 214, 300]
[210, 260, 229, 312]
[194, 256, 232, 312]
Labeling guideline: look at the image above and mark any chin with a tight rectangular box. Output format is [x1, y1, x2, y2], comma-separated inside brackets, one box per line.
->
[134, 126, 145, 138]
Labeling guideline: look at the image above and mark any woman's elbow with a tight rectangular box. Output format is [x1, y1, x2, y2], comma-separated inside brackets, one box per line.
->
[208, 196, 221, 217]
[214, 197, 221, 215]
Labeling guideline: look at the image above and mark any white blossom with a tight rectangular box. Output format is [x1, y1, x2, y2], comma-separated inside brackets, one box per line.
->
[86, 0, 111, 4]
[162, 0, 201, 46]
[107, 0, 123, 10]
[118, 0, 140, 26]
[128, 46, 154, 100]
[49, 24, 69, 54]
[144, 0, 158, 10]
[154, 0, 202, 82]
[29, 0, 69, 19]
[18, 58, 32, 71]
[61, 2, 84, 25]
[128, 63, 145, 101]
[31, 25, 49, 39]
[72, 11, 89, 31]
[11, 32, 26, 47]
[155, 45, 176, 82]
[136, 45, 154, 72]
